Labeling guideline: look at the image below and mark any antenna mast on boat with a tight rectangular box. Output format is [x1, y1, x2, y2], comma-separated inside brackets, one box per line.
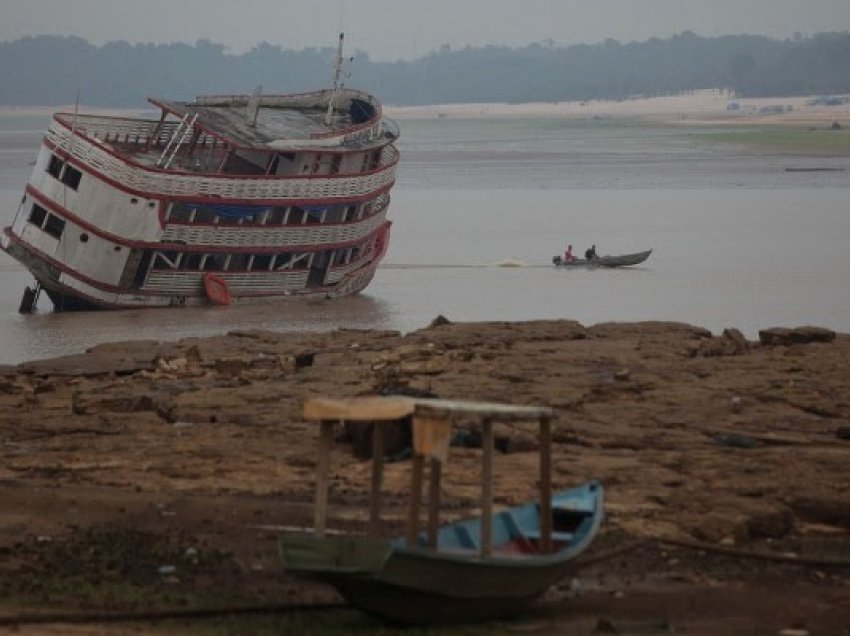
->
[324, 32, 345, 126]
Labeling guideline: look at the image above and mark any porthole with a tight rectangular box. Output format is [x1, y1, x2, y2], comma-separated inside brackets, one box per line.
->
[148, 201, 156, 209]
[80, 233, 89, 242]
[113, 246, 121, 252]
[130, 197, 139, 204]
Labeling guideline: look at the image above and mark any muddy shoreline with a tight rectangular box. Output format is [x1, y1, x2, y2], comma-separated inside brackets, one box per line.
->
[1, 318, 849, 634]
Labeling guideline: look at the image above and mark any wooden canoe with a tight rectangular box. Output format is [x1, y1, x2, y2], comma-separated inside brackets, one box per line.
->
[280, 481, 604, 624]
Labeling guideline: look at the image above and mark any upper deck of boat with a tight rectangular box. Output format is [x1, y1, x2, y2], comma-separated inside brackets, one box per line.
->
[48, 89, 395, 176]
[155, 98, 354, 148]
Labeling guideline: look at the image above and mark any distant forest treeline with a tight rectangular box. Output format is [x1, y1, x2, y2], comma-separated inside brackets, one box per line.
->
[1, 31, 849, 107]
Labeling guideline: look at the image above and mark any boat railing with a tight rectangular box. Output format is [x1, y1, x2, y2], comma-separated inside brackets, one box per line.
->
[162, 206, 388, 249]
[45, 121, 400, 202]
[325, 237, 386, 283]
[337, 121, 384, 146]
[54, 113, 182, 148]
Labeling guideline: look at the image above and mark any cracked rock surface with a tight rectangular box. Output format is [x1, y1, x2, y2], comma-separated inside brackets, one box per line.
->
[1, 320, 848, 632]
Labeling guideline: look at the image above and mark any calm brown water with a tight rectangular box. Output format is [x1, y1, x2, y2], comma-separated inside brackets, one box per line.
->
[1, 114, 849, 363]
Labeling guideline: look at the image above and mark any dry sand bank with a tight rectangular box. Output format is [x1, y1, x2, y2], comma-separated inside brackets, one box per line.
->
[386, 89, 850, 126]
[0, 319, 848, 633]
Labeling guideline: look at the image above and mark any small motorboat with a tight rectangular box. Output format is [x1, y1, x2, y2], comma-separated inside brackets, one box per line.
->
[553, 249, 652, 268]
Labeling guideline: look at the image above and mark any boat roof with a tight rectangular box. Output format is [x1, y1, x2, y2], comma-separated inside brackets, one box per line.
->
[150, 91, 368, 150]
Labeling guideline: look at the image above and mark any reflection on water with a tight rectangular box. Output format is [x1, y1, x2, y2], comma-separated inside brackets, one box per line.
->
[1, 114, 849, 364]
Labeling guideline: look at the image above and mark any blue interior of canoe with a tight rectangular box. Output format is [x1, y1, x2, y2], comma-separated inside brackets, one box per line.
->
[393, 480, 602, 555]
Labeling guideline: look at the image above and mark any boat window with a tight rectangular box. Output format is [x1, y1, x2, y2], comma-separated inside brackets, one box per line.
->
[152, 251, 180, 269]
[251, 254, 273, 271]
[202, 253, 226, 271]
[132, 250, 154, 287]
[288, 207, 305, 224]
[274, 252, 293, 269]
[193, 208, 217, 224]
[47, 155, 64, 179]
[43, 213, 66, 239]
[61, 165, 83, 190]
[182, 253, 203, 270]
[28, 204, 48, 228]
[369, 149, 381, 169]
[266, 207, 287, 224]
[168, 204, 193, 223]
[227, 253, 250, 272]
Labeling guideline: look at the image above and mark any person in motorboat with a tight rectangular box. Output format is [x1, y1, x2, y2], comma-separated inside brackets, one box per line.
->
[564, 244, 575, 262]
[585, 244, 597, 260]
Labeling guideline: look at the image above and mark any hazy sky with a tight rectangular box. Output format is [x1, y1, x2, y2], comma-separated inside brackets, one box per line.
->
[3, 0, 850, 60]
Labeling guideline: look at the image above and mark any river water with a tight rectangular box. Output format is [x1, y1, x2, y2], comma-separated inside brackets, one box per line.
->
[1, 113, 849, 364]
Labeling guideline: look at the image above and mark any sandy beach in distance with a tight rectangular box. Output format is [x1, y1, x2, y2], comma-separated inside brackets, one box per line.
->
[385, 88, 850, 126]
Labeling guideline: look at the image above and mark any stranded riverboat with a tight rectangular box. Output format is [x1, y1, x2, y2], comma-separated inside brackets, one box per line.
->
[2, 36, 399, 311]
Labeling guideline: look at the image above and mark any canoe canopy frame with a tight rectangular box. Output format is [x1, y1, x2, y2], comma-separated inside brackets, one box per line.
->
[302, 396, 556, 557]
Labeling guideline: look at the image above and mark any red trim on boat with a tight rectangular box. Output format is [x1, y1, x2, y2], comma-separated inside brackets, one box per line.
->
[43, 137, 395, 207]
[25, 184, 386, 253]
[3, 226, 382, 305]
[51, 113, 397, 167]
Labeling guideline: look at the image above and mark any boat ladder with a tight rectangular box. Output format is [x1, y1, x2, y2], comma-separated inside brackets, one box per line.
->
[156, 113, 198, 169]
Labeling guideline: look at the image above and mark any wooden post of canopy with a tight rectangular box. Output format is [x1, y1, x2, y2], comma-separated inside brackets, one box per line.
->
[313, 420, 334, 536]
[406, 454, 424, 546]
[427, 458, 442, 549]
[369, 425, 385, 536]
[303, 396, 416, 538]
[480, 418, 494, 557]
[539, 415, 553, 554]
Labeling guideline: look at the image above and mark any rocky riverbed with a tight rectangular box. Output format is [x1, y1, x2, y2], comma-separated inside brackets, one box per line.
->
[0, 318, 848, 634]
